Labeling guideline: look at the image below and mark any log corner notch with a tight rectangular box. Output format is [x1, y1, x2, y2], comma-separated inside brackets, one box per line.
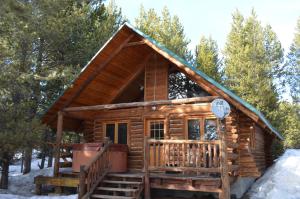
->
[53, 111, 64, 177]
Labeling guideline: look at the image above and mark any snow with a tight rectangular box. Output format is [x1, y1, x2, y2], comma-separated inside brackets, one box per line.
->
[249, 149, 300, 199]
[0, 151, 76, 199]
[0, 194, 77, 199]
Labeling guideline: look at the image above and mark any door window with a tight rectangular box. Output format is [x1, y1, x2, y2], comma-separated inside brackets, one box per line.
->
[149, 120, 164, 139]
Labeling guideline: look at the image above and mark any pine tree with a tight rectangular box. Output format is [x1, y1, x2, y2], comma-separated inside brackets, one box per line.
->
[286, 17, 300, 103]
[224, 10, 283, 119]
[135, 6, 191, 60]
[0, 0, 124, 188]
[195, 36, 223, 82]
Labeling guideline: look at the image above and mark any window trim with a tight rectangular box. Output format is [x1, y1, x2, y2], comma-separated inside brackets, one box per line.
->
[185, 115, 219, 141]
[145, 118, 167, 139]
[103, 120, 130, 145]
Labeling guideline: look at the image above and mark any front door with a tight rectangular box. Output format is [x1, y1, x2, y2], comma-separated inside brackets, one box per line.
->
[105, 122, 128, 144]
[146, 119, 166, 167]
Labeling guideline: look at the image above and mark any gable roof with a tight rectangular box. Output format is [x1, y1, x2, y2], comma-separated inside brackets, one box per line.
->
[43, 22, 283, 140]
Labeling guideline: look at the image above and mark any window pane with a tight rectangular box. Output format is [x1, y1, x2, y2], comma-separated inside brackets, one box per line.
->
[118, 123, 127, 144]
[106, 124, 115, 143]
[205, 119, 218, 140]
[150, 121, 164, 140]
[188, 119, 200, 140]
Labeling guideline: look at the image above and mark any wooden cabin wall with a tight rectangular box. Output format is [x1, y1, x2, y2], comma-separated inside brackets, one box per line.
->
[87, 103, 242, 171]
[225, 109, 239, 177]
[144, 55, 168, 101]
[252, 125, 266, 172]
[264, 132, 274, 167]
[82, 120, 94, 142]
[238, 112, 268, 177]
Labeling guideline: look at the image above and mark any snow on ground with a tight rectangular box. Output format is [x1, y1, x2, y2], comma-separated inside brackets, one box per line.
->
[249, 149, 300, 199]
[0, 151, 76, 198]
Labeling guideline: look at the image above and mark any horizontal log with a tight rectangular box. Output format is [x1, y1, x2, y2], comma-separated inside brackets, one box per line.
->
[147, 139, 221, 144]
[34, 175, 79, 187]
[64, 96, 218, 112]
[148, 166, 221, 173]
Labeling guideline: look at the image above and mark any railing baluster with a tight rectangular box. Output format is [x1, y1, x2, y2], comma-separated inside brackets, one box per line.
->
[213, 144, 217, 167]
[158, 142, 161, 167]
[203, 143, 207, 168]
[181, 143, 185, 167]
[208, 143, 212, 167]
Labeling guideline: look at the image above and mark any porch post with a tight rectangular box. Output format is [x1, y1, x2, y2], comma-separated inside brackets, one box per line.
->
[144, 136, 150, 199]
[53, 111, 63, 177]
[218, 119, 230, 199]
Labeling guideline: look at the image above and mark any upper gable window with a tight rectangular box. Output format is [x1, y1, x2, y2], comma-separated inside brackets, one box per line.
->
[168, 71, 211, 99]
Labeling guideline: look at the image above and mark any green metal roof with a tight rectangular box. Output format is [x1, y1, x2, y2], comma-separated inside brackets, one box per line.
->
[123, 22, 283, 140]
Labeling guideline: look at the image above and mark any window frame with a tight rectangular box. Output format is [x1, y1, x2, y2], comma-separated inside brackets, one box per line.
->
[145, 118, 167, 140]
[185, 115, 219, 141]
[103, 120, 130, 144]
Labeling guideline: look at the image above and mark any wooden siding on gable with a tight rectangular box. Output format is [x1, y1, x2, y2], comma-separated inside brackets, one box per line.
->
[144, 54, 168, 101]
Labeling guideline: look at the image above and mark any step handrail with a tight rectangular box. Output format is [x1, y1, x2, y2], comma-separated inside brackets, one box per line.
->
[78, 138, 112, 199]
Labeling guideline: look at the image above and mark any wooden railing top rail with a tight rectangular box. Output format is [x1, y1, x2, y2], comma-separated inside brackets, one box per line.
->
[147, 139, 221, 144]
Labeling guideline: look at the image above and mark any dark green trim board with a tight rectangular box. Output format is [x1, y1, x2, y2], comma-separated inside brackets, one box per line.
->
[43, 22, 283, 140]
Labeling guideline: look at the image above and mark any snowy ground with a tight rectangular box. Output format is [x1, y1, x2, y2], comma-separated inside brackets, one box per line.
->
[248, 149, 300, 199]
[0, 152, 76, 199]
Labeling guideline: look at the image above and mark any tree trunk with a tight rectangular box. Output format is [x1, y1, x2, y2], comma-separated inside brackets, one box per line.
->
[23, 148, 32, 174]
[47, 130, 55, 168]
[39, 154, 45, 169]
[0, 154, 9, 189]
[47, 151, 53, 168]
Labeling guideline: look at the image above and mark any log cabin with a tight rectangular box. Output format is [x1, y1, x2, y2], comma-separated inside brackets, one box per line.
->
[36, 23, 283, 199]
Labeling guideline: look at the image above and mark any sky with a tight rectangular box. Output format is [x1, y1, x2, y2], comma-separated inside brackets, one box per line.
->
[113, 0, 300, 53]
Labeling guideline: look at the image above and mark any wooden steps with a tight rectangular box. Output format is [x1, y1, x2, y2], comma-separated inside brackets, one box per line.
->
[90, 173, 145, 199]
[91, 194, 135, 199]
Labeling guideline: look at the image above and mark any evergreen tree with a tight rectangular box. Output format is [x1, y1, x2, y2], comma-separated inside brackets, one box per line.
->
[195, 36, 223, 82]
[275, 102, 300, 148]
[135, 6, 191, 60]
[286, 17, 300, 103]
[224, 10, 284, 119]
[0, 0, 124, 188]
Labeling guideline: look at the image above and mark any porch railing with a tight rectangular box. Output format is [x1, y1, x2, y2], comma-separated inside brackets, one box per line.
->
[78, 139, 112, 199]
[146, 138, 221, 173]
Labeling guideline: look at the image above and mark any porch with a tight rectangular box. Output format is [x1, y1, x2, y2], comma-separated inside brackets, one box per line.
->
[34, 138, 226, 198]
[35, 97, 235, 199]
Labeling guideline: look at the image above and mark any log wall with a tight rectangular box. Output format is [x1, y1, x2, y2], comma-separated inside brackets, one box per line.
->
[237, 112, 271, 177]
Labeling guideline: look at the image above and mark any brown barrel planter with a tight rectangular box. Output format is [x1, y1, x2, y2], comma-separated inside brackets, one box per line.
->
[109, 144, 128, 173]
[72, 143, 103, 172]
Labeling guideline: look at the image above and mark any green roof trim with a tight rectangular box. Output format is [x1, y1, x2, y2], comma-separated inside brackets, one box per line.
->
[124, 22, 283, 140]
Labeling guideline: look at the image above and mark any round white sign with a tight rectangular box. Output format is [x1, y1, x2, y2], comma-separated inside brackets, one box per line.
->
[211, 99, 231, 119]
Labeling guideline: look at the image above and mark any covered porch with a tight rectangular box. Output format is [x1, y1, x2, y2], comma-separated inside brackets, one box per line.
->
[35, 96, 235, 199]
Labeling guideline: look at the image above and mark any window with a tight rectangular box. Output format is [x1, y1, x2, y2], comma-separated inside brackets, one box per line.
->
[188, 119, 201, 140]
[150, 121, 164, 139]
[105, 122, 128, 144]
[118, 123, 127, 144]
[106, 124, 115, 143]
[186, 117, 219, 141]
[204, 119, 218, 140]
